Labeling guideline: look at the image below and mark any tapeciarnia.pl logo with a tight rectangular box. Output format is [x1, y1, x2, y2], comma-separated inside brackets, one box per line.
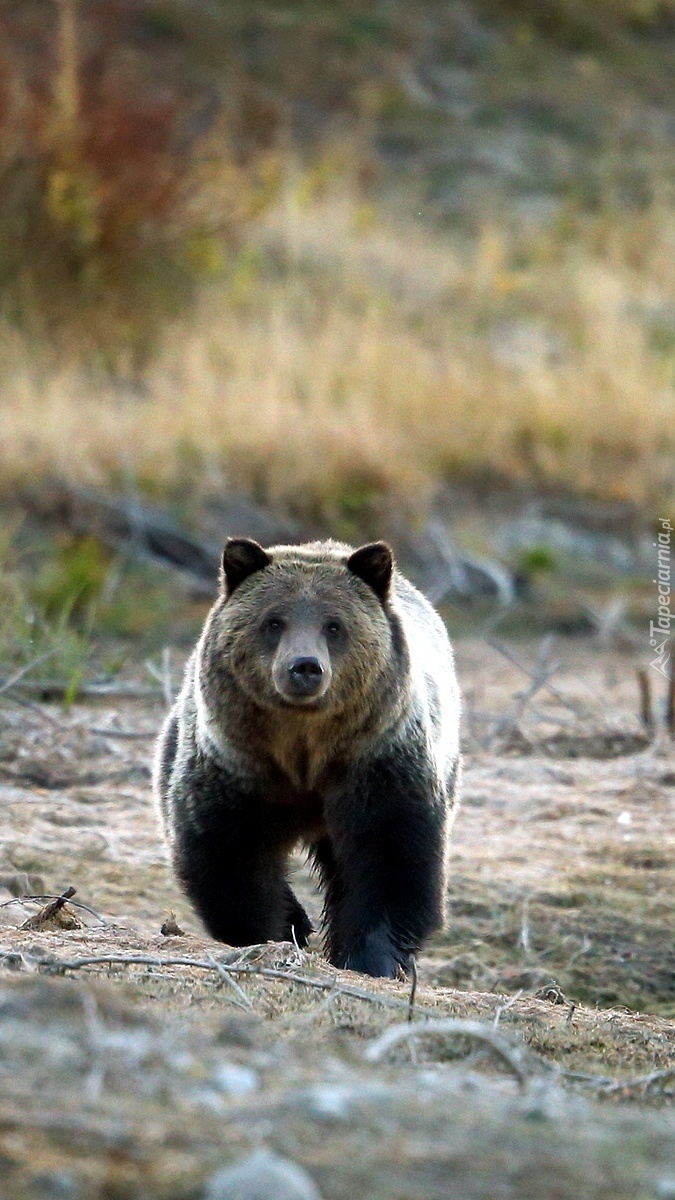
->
[650, 517, 673, 679]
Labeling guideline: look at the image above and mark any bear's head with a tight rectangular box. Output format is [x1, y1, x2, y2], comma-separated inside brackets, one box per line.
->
[201, 537, 397, 715]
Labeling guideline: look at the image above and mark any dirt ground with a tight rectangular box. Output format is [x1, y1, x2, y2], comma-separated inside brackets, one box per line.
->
[1, 638, 674, 1200]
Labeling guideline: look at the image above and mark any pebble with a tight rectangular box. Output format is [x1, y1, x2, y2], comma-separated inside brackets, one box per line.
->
[211, 1062, 259, 1097]
[204, 1149, 323, 1200]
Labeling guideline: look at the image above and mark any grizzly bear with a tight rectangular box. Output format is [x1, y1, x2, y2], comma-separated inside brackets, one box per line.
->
[154, 538, 461, 978]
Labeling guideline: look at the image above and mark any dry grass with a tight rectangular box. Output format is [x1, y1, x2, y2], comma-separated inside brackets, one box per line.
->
[2, 186, 675, 516]
[1, 2, 675, 520]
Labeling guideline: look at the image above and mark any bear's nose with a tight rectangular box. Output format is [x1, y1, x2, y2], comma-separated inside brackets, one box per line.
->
[287, 656, 324, 695]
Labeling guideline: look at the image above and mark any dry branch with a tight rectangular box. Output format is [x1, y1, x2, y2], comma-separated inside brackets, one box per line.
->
[600, 1067, 675, 1098]
[485, 636, 563, 747]
[563, 1067, 675, 1099]
[145, 648, 175, 708]
[0, 650, 58, 696]
[22, 951, 427, 1014]
[363, 1017, 544, 1088]
[7, 680, 162, 700]
[0, 1106, 136, 1147]
[204, 951, 254, 1011]
[0, 691, 63, 727]
[486, 638, 582, 714]
[87, 725, 157, 740]
[0, 762, 149, 787]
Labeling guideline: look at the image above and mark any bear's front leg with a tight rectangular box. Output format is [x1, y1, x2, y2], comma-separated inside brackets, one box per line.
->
[322, 745, 452, 978]
[165, 757, 312, 948]
[174, 821, 312, 948]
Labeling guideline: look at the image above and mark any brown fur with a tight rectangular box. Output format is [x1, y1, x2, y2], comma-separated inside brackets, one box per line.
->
[199, 543, 409, 791]
[154, 537, 460, 978]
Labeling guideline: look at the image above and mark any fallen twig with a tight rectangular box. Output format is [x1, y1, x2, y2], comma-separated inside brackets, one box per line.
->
[364, 1017, 542, 1088]
[34, 484, 220, 596]
[4, 680, 162, 700]
[423, 520, 516, 606]
[205, 951, 254, 1011]
[0, 762, 150, 787]
[485, 636, 562, 747]
[0, 1106, 137, 1147]
[146, 649, 174, 708]
[10, 951, 427, 1014]
[0, 650, 58, 696]
[563, 1067, 675, 1098]
[493, 989, 523, 1030]
[0, 691, 63, 727]
[289, 923, 307, 967]
[580, 598, 642, 653]
[519, 895, 532, 955]
[599, 1067, 675, 1098]
[486, 638, 582, 715]
[88, 726, 157, 740]
[35, 887, 75, 911]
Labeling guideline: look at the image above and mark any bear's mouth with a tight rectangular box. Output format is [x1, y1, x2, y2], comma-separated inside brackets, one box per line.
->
[274, 692, 328, 711]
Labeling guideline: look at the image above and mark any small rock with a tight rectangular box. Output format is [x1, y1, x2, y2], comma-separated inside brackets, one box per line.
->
[295, 1084, 356, 1122]
[211, 1062, 259, 1097]
[204, 1149, 323, 1200]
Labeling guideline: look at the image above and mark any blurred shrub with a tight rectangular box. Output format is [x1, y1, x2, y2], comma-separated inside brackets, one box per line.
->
[0, 530, 95, 700]
[33, 534, 110, 621]
[0, 524, 194, 701]
[0, 0, 282, 366]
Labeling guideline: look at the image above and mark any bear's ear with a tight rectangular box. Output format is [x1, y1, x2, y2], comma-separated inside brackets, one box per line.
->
[347, 541, 394, 601]
[221, 537, 271, 596]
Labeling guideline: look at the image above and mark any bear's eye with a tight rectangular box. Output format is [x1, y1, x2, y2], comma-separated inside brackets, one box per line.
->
[325, 620, 343, 638]
[265, 616, 284, 634]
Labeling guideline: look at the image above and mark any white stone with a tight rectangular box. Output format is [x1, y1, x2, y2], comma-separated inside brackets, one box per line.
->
[211, 1062, 259, 1097]
[205, 1149, 323, 1200]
